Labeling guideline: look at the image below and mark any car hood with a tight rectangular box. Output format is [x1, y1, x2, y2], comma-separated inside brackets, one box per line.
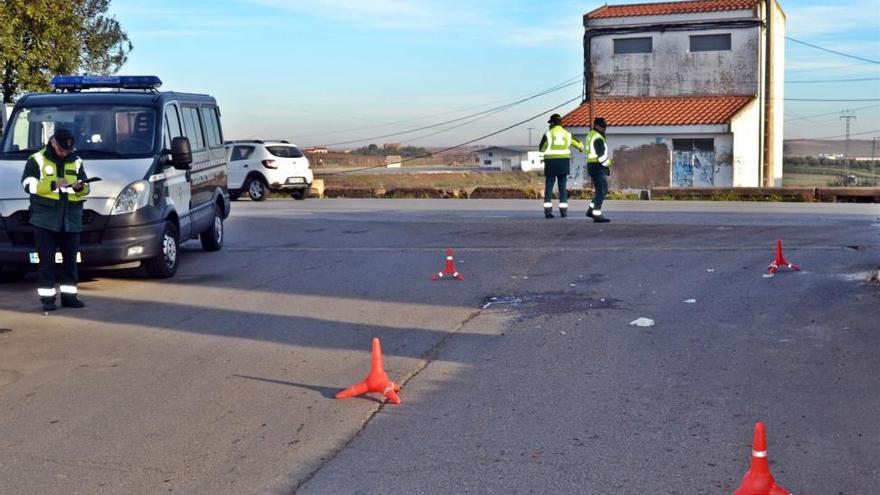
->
[0, 157, 154, 216]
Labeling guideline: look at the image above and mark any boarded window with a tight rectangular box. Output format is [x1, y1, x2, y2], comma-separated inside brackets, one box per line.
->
[690, 34, 731, 52]
[614, 37, 652, 54]
[673, 139, 714, 152]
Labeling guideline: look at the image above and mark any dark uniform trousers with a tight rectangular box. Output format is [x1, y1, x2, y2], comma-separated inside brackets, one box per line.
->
[34, 226, 80, 294]
[544, 157, 570, 205]
[588, 163, 609, 211]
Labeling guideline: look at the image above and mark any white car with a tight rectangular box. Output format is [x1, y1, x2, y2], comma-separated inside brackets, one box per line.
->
[225, 140, 313, 201]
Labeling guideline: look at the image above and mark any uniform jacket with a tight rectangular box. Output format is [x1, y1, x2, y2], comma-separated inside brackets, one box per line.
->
[21, 147, 90, 233]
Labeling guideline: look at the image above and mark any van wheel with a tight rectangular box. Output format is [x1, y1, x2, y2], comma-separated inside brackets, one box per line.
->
[291, 189, 307, 200]
[200, 204, 224, 252]
[246, 177, 268, 201]
[144, 221, 180, 278]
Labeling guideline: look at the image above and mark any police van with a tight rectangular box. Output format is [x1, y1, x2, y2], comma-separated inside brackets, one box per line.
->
[0, 75, 230, 279]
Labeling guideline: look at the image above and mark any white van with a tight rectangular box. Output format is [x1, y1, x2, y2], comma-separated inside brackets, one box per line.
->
[0, 75, 230, 279]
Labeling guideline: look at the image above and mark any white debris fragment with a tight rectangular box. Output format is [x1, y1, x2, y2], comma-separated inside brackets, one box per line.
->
[630, 317, 655, 327]
[560, 331, 567, 336]
[569, 284, 576, 287]
[762, 274, 774, 279]
[706, 269, 715, 273]
[683, 299, 696, 304]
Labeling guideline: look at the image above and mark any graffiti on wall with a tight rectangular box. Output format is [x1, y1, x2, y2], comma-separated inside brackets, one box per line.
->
[672, 151, 715, 187]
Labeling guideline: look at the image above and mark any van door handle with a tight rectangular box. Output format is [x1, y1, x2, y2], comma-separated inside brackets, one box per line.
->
[243, 164, 248, 168]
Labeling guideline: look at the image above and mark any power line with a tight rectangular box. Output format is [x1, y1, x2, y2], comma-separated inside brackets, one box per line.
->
[319, 79, 581, 147]
[783, 104, 880, 122]
[785, 98, 880, 102]
[296, 75, 582, 140]
[785, 36, 880, 65]
[322, 94, 583, 176]
[790, 128, 880, 141]
[786, 77, 880, 84]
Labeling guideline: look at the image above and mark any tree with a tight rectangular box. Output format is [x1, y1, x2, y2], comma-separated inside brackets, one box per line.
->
[0, 0, 132, 103]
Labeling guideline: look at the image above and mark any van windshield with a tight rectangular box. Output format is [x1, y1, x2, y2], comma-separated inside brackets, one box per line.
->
[1, 104, 158, 159]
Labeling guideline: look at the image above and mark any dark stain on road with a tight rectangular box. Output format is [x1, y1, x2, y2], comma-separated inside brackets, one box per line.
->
[0, 328, 11, 334]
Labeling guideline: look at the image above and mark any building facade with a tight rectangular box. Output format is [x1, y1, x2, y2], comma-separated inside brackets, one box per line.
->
[563, 0, 785, 188]
[475, 146, 533, 171]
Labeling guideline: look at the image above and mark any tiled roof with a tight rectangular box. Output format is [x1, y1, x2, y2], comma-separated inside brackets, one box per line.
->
[587, 0, 761, 19]
[561, 95, 755, 127]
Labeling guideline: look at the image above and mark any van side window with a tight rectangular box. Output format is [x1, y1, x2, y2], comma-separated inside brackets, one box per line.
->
[181, 105, 206, 151]
[201, 106, 223, 149]
[231, 145, 254, 161]
[164, 105, 182, 149]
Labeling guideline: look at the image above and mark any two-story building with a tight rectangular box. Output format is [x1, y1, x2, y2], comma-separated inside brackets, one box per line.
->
[562, 0, 785, 188]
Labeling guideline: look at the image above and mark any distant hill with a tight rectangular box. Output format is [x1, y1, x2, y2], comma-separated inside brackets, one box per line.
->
[784, 139, 878, 158]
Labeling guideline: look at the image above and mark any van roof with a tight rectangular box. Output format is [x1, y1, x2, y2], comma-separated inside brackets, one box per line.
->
[17, 91, 217, 108]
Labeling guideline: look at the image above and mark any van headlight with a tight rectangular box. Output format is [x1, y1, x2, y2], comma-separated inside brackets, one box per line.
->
[111, 180, 151, 215]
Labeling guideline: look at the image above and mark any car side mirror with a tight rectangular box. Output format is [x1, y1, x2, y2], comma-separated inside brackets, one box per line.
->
[170, 136, 192, 170]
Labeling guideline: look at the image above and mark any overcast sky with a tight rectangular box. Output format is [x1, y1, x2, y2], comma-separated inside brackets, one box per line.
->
[111, 0, 880, 147]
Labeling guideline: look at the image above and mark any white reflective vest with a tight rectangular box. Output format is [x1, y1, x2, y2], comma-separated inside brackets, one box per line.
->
[541, 126, 583, 158]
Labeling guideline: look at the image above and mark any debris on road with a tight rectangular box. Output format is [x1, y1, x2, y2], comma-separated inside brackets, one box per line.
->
[683, 299, 696, 304]
[630, 317, 655, 327]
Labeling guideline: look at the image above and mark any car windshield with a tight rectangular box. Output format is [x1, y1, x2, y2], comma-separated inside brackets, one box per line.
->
[266, 145, 304, 158]
[1, 104, 158, 159]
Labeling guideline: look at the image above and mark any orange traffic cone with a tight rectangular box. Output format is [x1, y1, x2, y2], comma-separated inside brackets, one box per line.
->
[431, 248, 464, 281]
[335, 338, 401, 404]
[732, 422, 791, 495]
[768, 240, 800, 274]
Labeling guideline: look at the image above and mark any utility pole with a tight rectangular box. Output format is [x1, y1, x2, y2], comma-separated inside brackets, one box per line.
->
[872, 136, 878, 186]
[840, 111, 856, 185]
[527, 127, 533, 147]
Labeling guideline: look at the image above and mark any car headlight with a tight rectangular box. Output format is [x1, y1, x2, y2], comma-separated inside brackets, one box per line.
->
[111, 180, 151, 215]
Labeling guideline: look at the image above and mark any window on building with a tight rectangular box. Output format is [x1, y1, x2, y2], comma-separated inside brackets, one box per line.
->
[488, 152, 493, 157]
[614, 37, 652, 54]
[483, 160, 492, 165]
[690, 34, 731, 52]
[673, 139, 715, 152]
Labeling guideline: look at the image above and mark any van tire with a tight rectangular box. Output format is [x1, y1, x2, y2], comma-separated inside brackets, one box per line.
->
[200, 204, 224, 252]
[246, 177, 268, 201]
[291, 189, 307, 200]
[144, 221, 180, 279]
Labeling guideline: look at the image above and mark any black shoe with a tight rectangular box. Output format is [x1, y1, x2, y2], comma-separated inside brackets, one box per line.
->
[560, 208, 568, 218]
[40, 297, 56, 312]
[544, 207, 554, 219]
[593, 215, 610, 223]
[586, 208, 594, 218]
[61, 294, 85, 308]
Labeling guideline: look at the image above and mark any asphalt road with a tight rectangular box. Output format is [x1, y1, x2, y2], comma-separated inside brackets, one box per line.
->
[1, 199, 878, 495]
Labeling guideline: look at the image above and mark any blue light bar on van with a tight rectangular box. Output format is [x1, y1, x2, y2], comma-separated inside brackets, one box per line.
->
[50, 75, 163, 91]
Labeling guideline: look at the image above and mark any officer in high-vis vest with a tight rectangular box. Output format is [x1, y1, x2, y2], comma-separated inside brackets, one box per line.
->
[539, 113, 583, 218]
[585, 117, 611, 223]
[20, 128, 90, 311]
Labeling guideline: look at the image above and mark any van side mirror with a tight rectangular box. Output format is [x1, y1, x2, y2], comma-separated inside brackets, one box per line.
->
[170, 136, 192, 170]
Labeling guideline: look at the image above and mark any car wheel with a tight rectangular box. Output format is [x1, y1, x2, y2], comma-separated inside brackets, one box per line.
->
[246, 177, 268, 201]
[200, 204, 224, 252]
[144, 221, 180, 278]
[291, 189, 307, 200]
